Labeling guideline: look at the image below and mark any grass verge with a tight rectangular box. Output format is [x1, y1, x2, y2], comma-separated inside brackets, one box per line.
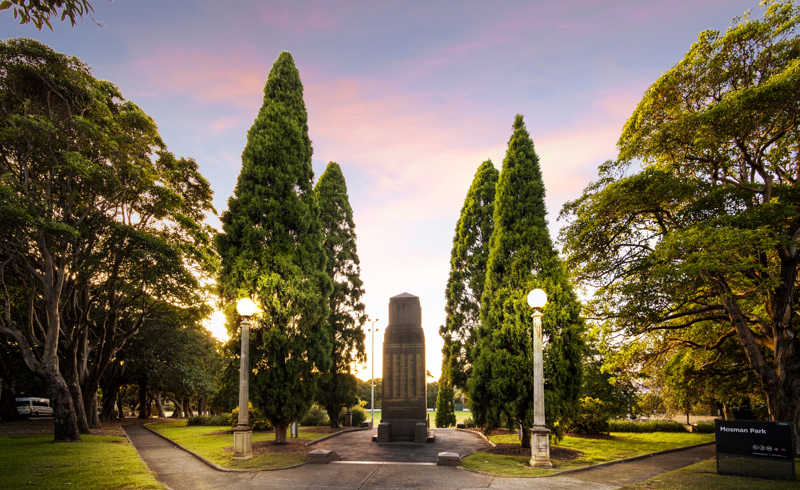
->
[462, 432, 716, 477]
[619, 458, 800, 488]
[0, 434, 164, 489]
[148, 420, 327, 470]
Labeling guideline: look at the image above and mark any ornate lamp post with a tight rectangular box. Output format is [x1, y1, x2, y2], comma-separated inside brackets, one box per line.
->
[527, 288, 552, 468]
[233, 297, 256, 460]
[367, 317, 379, 427]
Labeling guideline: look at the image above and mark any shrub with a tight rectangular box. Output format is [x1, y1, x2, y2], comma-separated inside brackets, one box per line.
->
[187, 414, 230, 426]
[567, 397, 610, 435]
[695, 421, 715, 433]
[229, 403, 273, 431]
[609, 419, 688, 433]
[300, 404, 330, 427]
[463, 417, 477, 428]
[339, 405, 369, 427]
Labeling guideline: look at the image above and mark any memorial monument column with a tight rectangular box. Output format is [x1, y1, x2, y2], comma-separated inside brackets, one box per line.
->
[377, 293, 432, 443]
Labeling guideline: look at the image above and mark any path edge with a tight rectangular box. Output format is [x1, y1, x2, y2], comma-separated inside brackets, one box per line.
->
[456, 428, 496, 448]
[140, 423, 307, 473]
[459, 440, 715, 479]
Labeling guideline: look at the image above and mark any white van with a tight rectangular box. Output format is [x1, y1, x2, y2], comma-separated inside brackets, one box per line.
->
[16, 397, 54, 417]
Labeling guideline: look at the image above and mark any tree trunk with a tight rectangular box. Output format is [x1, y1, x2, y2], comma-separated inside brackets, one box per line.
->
[0, 376, 21, 421]
[137, 381, 149, 419]
[168, 394, 182, 418]
[152, 392, 166, 418]
[117, 389, 125, 418]
[62, 342, 90, 434]
[723, 404, 731, 420]
[198, 397, 206, 417]
[100, 384, 118, 420]
[46, 366, 81, 442]
[85, 391, 100, 428]
[183, 398, 194, 417]
[327, 402, 341, 429]
[274, 422, 288, 444]
[0, 346, 21, 422]
[519, 424, 531, 449]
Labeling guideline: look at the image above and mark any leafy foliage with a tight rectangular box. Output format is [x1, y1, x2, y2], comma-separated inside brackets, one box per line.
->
[559, 0, 800, 450]
[607, 420, 689, 433]
[439, 160, 499, 388]
[300, 404, 330, 427]
[566, 397, 610, 435]
[0, 0, 95, 30]
[0, 38, 216, 441]
[215, 51, 332, 443]
[435, 366, 457, 428]
[438, 160, 497, 427]
[314, 162, 366, 428]
[469, 114, 584, 446]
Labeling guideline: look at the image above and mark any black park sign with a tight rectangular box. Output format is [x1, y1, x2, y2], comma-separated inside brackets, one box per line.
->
[716, 419, 795, 481]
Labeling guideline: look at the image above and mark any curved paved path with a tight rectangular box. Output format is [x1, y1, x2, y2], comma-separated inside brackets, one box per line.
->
[314, 428, 490, 462]
[125, 424, 715, 489]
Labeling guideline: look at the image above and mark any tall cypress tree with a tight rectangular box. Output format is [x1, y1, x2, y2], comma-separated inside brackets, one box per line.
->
[469, 114, 583, 447]
[313, 161, 367, 428]
[436, 160, 498, 427]
[215, 51, 332, 443]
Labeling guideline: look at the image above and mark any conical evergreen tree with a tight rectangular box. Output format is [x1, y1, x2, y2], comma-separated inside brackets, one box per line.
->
[313, 161, 367, 428]
[215, 51, 332, 443]
[469, 114, 583, 448]
[435, 364, 457, 428]
[436, 159, 498, 427]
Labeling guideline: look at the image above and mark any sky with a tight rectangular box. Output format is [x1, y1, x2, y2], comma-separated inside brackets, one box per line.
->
[2, 0, 759, 382]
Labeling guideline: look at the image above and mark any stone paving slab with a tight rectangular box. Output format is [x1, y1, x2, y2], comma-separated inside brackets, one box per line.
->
[315, 428, 490, 463]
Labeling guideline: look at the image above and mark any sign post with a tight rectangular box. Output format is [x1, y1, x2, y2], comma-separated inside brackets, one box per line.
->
[716, 419, 795, 481]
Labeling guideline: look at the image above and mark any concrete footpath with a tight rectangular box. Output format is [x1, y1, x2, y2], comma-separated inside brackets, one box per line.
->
[124, 424, 715, 490]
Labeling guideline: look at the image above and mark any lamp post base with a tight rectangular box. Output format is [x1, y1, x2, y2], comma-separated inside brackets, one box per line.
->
[232, 426, 252, 460]
[530, 427, 552, 468]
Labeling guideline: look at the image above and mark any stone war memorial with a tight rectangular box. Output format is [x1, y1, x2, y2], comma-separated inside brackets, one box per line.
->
[376, 293, 434, 443]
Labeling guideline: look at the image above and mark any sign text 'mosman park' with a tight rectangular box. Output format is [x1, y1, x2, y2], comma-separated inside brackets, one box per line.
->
[716, 419, 795, 481]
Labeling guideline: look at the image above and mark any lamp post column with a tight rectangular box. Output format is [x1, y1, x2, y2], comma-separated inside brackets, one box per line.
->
[233, 315, 252, 460]
[530, 308, 552, 468]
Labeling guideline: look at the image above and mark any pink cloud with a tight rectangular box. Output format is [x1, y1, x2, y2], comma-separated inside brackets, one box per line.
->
[127, 47, 266, 109]
[258, 1, 352, 32]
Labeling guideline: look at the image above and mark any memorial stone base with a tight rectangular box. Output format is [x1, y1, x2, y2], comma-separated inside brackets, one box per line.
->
[530, 427, 552, 468]
[232, 427, 252, 460]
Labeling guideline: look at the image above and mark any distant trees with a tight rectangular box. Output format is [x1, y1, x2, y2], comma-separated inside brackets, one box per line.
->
[314, 162, 367, 428]
[437, 160, 498, 428]
[0, 38, 216, 442]
[215, 51, 332, 444]
[469, 114, 583, 448]
[559, 1, 800, 451]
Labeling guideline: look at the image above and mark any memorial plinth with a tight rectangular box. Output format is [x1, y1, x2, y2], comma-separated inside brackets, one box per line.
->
[377, 293, 431, 443]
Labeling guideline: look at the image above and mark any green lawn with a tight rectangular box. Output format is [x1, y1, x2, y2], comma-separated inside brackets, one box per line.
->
[148, 420, 327, 470]
[462, 432, 716, 477]
[0, 434, 164, 489]
[620, 459, 800, 489]
[427, 410, 473, 428]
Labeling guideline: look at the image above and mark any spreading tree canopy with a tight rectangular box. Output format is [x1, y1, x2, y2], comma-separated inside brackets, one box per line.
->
[0, 38, 216, 442]
[559, 0, 800, 451]
[313, 161, 367, 428]
[469, 114, 583, 447]
[215, 51, 332, 443]
[436, 159, 498, 427]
